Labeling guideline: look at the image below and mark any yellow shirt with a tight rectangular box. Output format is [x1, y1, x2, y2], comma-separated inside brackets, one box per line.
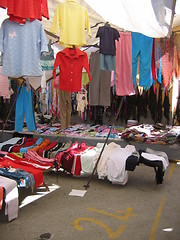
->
[50, 0, 92, 47]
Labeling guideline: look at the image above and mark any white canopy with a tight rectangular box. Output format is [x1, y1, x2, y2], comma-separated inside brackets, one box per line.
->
[0, 0, 180, 45]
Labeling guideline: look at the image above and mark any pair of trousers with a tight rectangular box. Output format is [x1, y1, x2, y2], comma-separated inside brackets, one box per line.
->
[59, 89, 71, 129]
[89, 52, 111, 106]
[131, 32, 153, 89]
[15, 86, 36, 132]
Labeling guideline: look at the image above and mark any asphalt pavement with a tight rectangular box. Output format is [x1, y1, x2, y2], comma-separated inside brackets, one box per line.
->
[0, 162, 180, 240]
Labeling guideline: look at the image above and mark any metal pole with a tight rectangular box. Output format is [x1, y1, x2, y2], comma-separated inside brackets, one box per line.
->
[84, 97, 124, 190]
[0, 79, 24, 138]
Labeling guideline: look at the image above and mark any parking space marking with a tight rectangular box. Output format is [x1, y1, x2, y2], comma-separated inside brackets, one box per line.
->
[149, 163, 175, 240]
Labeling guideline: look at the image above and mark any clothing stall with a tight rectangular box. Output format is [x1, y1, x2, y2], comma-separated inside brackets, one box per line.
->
[0, 0, 179, 221]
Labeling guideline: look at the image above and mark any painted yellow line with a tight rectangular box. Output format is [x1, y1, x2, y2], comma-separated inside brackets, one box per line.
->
[149, 163, 175, 240]
[168, 162, 175, 180]
[88, 207, 136, 221]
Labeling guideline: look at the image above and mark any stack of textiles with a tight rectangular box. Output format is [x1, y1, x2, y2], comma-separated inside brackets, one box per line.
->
[0, 152, 44, 189]
[0, 176, 18, 221]
[55, 141, 169, 185]
[23, 123, 125, 139]
[21, 122, 180, 145]
[33, 123, 61, 135]
[58, 124, 125, 139]
[0, 137, 64, 189]
[121, 124, 178, 145]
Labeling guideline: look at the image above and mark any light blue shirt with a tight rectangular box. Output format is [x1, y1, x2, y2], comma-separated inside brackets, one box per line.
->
[0, 19, 48, 78]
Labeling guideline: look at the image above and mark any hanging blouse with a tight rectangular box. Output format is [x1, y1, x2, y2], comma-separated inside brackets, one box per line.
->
[0, 0, 49, 24]
[0, 19, 48, 78]
[53, 47, 91, 92]
[96, 25, 120, 55]
[50, 0, 92, 47]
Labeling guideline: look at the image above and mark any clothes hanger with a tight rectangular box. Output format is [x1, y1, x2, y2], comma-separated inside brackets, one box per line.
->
[80, 86, 87, 94]
[104, 22, 110, 27]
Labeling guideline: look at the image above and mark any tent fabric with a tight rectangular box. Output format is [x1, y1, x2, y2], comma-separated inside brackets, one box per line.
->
[82, 0, 176, 38]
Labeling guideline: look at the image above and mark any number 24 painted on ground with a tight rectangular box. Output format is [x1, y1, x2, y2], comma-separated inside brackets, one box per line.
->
[74, 207, 136, 239]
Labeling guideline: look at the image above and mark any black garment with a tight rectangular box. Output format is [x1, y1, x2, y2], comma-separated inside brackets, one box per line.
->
[163, 92, 170, 124]
[125, 154, 139, 171]
[44, 142, 63, 158]
[157, 83, 162, 122]
[90, 105, 104, 125]
[123, 95, 137, 123]
[136, 91, 148, 122]
[148, 85, 157, 123]
[175, 97, 180, 125]
[139, 150, 164, 185]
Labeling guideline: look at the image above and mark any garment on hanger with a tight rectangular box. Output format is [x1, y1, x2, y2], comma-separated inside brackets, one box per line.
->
[151, 38, 157, 81]
[96, 24, 120, 71]
[0, 66, 12, 99]
[81, 72, 90, 86]
[50, 0, 91, 47]
[115, 31, 135, 96]
[160, 35, 177, 91]
[96, 24, 120, 55]
[40, 40, 55, 71]
[53, 47, 91, 92]
[0, 186, 3, 210]
[76, 89, 88, 113]
[0, 19, 48, 78]
[89, 52, 111, 106]
[131, 32, 153, 89]
[0, 52, 2, 66]
[59, 90, 71, 130]
[163, 91, 170, 124]
[15, 84, 36, 132]
[0, 0, 49, 24]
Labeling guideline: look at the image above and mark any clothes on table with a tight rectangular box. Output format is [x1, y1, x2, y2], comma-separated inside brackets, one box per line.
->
[0, 137, 24, 151]
[0, 167, 35, 191]
[11, 137, 38, 153]
[0, 176, 18, 221]
[55, 142, 90, 173]
[24, 150, 54, 166]
[107, 145, 136, 185]
[80, 143, 103, 174]
[0, 154, 43, 188]
[19, 138, 43, 154]
[29, 138, 50, 152]
[37, 141, 60, 158]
